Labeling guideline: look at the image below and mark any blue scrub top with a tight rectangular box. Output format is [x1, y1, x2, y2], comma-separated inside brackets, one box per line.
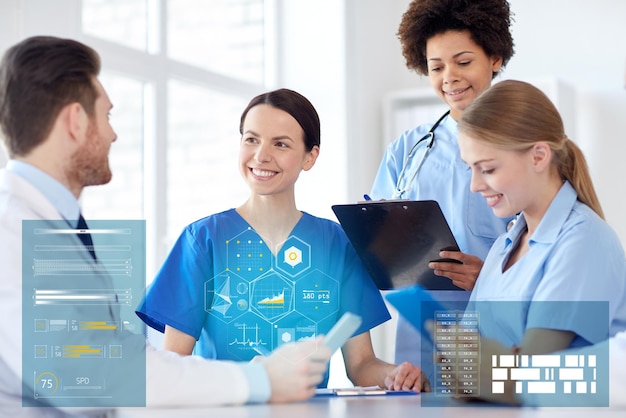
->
[137, 209, 391, 387]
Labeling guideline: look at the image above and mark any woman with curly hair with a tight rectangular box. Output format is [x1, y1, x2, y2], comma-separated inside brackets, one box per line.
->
[368, 0, 515, 380]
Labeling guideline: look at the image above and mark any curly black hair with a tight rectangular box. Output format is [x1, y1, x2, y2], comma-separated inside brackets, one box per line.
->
[398, 0, 515, 77]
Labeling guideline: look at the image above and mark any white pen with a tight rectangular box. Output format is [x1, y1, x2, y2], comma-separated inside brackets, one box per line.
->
[249, 342, 271, 356]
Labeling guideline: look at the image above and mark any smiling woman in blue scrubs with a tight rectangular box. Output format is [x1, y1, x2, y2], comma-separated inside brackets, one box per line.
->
[137, 88, 426, 392]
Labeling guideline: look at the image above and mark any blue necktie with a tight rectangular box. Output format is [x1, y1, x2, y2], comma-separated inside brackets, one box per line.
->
[77, 214, 97, 260]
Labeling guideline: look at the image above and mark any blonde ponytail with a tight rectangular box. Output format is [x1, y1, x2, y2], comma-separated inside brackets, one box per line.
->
[558, 138, 604, 219]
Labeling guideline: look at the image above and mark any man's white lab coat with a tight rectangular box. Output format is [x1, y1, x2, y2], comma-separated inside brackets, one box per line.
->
[0, 169, 253, 417]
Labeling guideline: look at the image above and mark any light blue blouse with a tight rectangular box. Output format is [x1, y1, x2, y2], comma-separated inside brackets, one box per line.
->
[469, 181, 626, 348]
[370, 114, 510, 258]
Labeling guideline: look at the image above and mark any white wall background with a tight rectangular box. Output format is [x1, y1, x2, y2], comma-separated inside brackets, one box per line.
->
[1, 0, 625, 376]
[2, 0, 624, 240]
[505, 0, 626, 246]
[276, 0, 347, 221]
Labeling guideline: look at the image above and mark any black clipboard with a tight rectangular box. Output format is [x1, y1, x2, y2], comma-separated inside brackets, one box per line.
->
[331, 200, 462, 291]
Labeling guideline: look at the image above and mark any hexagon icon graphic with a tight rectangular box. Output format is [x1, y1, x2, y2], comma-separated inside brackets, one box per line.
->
[273, 311, 317, 350]
[294, 269, 340, 322]
[250, 270, 294, 322]
[275, 235, 311, 278]
[283, 245, 302, 268]
[280, 330, 292, 343]
[226, 227, 272, 280]
[204, 270, 249, 324]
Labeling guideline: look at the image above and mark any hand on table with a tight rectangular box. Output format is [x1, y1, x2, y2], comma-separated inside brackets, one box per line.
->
[384, 361, 431, 392]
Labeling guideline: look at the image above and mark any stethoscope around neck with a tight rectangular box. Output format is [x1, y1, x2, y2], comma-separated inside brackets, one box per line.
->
[393, 110, 451, 199]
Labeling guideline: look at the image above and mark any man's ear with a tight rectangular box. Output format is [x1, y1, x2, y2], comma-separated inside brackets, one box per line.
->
[302, 145, 319, 171]
[531, 142, 552, 172]
[65, 102, 88, 143]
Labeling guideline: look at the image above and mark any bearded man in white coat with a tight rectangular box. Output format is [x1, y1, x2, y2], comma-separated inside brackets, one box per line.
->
[0, 36, 330, 417]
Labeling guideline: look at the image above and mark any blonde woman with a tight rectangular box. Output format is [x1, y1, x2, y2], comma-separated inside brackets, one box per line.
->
[461, 80, 626, 360]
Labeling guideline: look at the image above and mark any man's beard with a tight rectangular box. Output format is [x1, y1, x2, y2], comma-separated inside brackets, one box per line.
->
[69, 122, 112, 188]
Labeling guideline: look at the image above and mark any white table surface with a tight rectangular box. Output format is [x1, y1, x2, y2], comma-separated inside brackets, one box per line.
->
[113, 394, 625, 418]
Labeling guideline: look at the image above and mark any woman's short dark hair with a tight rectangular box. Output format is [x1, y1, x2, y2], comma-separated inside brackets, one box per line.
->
[0, 36, 101, 157]
[239, 88, 321, 151]
[397, 0, 515, 77]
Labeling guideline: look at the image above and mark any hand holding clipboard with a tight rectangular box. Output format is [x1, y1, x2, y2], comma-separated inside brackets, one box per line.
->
[332, 200, 462, 290]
